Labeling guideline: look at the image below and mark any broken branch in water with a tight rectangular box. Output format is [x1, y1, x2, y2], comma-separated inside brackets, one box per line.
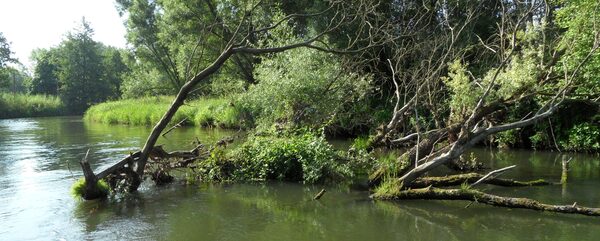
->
[162, 118, 188, 137]
[470, 165, 516, 187]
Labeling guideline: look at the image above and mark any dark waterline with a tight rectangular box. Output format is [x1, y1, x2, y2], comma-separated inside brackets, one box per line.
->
[0, 116, 599, 240]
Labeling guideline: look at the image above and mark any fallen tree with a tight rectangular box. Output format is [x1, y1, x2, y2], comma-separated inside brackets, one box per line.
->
[363, 0, 600, 217]
[372, 186, 600, 216]
[77, 142, 213, 199]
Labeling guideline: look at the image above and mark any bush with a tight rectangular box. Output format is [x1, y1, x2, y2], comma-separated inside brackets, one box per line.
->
[208, 132, 354, 184]
[562, 123, 600, 152]
[237, 32, 371, 131]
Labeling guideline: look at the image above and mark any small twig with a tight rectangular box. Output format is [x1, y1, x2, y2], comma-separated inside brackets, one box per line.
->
[313, 189, 326, 200]
[548, 119, 561, 152]
[162, 118, 188, 137]
[465, 196, 478, 208]
[470, 165, 516, 187]
[82, 149, 90, 165]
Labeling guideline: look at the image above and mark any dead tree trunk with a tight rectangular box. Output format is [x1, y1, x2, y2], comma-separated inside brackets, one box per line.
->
[372, 186, 600, 216]
[408, 173, 553, 188]
[79, 151, 106, 200]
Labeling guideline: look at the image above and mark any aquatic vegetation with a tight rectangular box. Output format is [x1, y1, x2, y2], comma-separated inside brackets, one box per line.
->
[70, 178, 110, 199]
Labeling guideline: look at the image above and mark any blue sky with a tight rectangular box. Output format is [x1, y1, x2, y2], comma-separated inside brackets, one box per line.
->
[0, 0, 127, 69]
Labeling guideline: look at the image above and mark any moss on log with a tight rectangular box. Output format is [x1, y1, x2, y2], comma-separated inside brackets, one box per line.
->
[372, 186, 600, 216]
[409, 173, 553, 188]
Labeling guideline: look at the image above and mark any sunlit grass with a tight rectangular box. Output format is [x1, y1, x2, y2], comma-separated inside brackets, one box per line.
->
[0, 92, 64, 119]
[84, 96, 244, 128]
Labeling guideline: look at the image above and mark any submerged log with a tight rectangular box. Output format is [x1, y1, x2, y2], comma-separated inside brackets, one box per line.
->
[373, 186, 600, 216]
[409, 173, 553, 188]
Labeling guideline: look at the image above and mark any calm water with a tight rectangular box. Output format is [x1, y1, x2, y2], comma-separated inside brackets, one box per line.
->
[0, 116, 599, 241]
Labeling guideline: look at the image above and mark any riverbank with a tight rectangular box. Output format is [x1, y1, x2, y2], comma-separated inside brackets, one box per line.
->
[84, 96, 244, 128]
[0, 93, 64, 119]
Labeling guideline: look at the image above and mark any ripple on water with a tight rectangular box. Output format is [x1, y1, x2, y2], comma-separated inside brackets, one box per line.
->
[0, 119, 41, 132]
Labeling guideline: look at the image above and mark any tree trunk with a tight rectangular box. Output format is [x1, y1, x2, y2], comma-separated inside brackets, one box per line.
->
[408, 173, 553, 188]
[133, 48, 235, 190]
[373, 186, 600, 216]
[79, 158, 106, 200]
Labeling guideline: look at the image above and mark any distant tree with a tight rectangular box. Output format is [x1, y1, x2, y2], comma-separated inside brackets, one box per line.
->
[101, 46, 130, 99]
[30, 49, 60, 95]
[56, 19, 112, 113]
[0, 32, 17, 90]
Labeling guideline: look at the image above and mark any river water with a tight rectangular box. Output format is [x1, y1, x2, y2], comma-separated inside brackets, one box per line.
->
[0, 116, 599, 240]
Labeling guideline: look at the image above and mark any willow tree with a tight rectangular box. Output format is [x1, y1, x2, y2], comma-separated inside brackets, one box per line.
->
[363, 0, 600, 215]
[79, 0, 390, 194]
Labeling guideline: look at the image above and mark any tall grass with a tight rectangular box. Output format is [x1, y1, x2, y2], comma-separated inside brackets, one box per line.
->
[0, 92, 64, 119]
[84, 96, 244, 128]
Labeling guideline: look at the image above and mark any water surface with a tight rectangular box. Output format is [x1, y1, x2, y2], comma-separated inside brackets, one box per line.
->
[0, 116, 599, 240]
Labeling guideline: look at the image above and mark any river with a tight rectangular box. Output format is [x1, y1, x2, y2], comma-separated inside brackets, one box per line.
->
[0, 116, 599, 240]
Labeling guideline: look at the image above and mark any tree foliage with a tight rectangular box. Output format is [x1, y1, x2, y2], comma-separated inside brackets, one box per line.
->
[28, 20, 129, 113]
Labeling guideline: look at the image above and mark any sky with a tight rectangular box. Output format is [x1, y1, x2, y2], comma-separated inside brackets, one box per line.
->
[0, 0, 127, 69]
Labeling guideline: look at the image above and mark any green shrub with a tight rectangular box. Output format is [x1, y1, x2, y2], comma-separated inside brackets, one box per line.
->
[238, 30, 371, 131]
[563, 123, 600, 152]
[351, 136, 371, 150]
[226, 132, 353, 184]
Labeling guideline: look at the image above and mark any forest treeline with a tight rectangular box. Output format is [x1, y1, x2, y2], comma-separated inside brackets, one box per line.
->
[1, 0, 599, 156]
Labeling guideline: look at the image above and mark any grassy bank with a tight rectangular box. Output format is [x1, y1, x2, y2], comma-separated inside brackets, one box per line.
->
[84, 96, 244, 128]
[0, 93, 64, 119]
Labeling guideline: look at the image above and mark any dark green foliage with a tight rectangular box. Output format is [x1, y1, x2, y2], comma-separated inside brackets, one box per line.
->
[564, 123, 600, 152]
[29, 49, 59, 95]
[57, 20, 111, 114]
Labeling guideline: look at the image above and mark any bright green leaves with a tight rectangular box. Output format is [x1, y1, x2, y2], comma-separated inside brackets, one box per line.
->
[555, 0, 600, 96]
[240, 32, 371, 129]
[443, 59, 479, 122]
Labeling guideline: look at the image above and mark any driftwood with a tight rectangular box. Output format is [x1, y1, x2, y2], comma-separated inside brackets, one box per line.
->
[79, 144, 209, 198]
[373, 186, 600, 216]
[408, 173, 553, 188]
[313, 189, 326, 200]
[161, 118, 188, 137]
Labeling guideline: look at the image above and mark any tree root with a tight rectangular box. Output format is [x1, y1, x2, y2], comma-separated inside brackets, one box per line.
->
[409, 173, 553, 188]
[372, 186, 600, 216]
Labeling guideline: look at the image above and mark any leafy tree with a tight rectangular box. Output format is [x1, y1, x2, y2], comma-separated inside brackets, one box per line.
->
[101, 46, 130, 99]
[30, 48, 60, 95]
[56, 19, 112, 113]
[0, 32, 16, 89]
[115, 0, 335, 96]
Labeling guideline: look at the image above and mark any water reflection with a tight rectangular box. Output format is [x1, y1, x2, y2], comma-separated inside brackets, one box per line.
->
[1, 117, 599, 241]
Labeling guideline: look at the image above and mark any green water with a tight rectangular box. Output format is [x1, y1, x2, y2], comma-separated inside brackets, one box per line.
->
[0, 116, 599, 240]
